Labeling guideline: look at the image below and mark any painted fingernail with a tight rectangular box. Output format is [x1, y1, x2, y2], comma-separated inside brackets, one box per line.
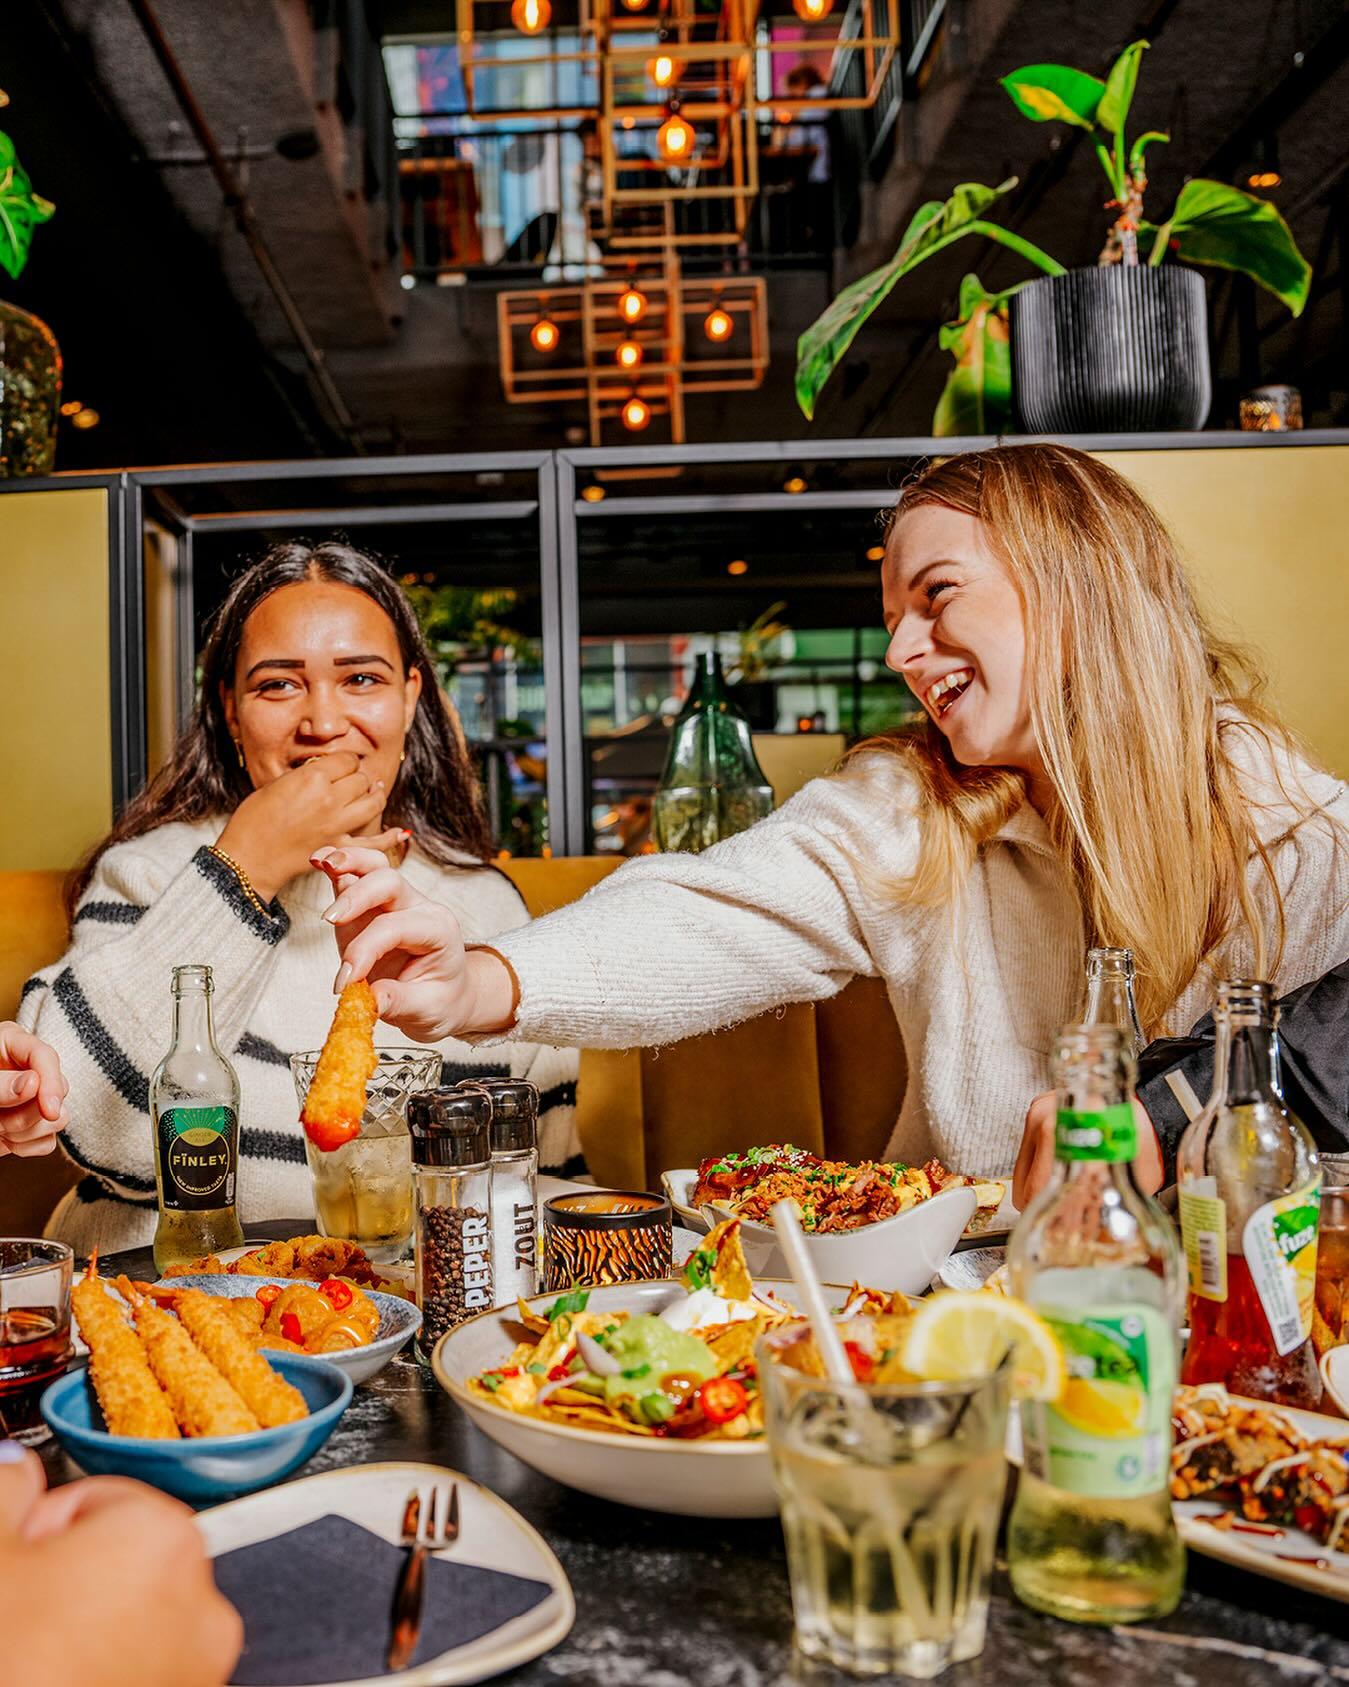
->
[334, 963, 353, 993]
[310, 849, 331, 865]
[400, 829, 412, 840]
[322, 899, 347, 925]
[0, 1440, 29, 1464]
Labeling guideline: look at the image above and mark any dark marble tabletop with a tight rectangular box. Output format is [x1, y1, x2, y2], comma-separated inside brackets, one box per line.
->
[40, 1224, 1349, 1686]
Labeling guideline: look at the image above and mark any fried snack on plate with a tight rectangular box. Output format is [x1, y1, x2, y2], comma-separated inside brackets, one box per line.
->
[301, 979, 379, 1152]
[681, 1218, 753, 1301]
[149, 1286, 308, 1428]
[71, 1264, 180, 1440]
[130, 1295, 260, 1438]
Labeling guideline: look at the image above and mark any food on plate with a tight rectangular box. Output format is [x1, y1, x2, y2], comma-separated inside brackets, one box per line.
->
[72, 1264, 181, 1440]
[147, 1276, 382, 1358]
[691, 1144, 1004, 1234]
[164, 1233, 403, 1295]
[300, 979, 379, 1152]
[128, 1291, 261, 1438]
[137, 1285, 309, 1426]
[1171, 1383, 1349, 1550]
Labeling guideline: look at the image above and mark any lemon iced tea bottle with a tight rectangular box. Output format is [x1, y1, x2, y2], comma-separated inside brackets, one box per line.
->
[1177, 979, 1322, 1407]
[1007, 1024, 1185, 1623]
[151, 965, 245, 1274]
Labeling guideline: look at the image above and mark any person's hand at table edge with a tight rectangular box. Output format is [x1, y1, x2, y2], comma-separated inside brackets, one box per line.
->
[312, 845, 519, 1040]
[1012, 1090, 1163, 1210]
[0, 1022, 69, 1159]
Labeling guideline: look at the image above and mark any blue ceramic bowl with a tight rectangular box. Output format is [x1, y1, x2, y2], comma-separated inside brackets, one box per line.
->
[41, 1352, 352, 1504]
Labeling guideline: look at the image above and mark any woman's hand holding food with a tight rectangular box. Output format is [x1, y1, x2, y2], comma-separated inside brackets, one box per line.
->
[214, 752, 392, 902]
[312, 846, 516, 1039]
[0, 1443, 242, 1687]
[0, 1023, 68, 1158]
[1012, 1090, 1163, 1209]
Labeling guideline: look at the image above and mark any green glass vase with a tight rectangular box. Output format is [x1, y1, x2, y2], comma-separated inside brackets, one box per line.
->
[0, 298, 62, 477]
[652, 652, 774, 854]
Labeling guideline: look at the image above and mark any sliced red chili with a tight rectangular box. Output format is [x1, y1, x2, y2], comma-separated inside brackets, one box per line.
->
[319, 1278, 354, 1311]
[280, 1311, 303, 1345]
[1294, 1503, 1322, 1535]
[844, 1341, 875, 1383]
[255, 1285, 282, 1311]
[698, 1377, 749, 1424]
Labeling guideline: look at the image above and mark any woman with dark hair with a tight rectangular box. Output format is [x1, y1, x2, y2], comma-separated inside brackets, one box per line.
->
[22, 541, 580, 1255]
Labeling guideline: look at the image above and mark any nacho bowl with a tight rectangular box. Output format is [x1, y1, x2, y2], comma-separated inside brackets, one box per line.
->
[433, 1278, 855, 1518]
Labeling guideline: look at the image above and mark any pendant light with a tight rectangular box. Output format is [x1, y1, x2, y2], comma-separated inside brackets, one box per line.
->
[621, 394, 652, 430]
[657, 102, 695, 163]
[511, 0, 551, 34]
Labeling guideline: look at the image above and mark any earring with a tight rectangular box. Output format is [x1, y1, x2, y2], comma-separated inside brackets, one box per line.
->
[233, 740, 246, 768]
[399, 750, 406, 766]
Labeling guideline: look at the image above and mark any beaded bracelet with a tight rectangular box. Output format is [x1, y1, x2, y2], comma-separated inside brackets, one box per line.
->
[207, 844, 271, 919]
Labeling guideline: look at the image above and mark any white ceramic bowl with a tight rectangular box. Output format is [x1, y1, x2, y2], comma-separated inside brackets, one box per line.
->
[434, 1278, 857, 1518]
[1321, 1343, 1349, 1417]
[661, 1169, 976, 1296]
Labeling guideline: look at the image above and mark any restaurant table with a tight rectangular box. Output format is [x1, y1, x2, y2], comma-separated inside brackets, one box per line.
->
[40, 1220, 1349, 1686]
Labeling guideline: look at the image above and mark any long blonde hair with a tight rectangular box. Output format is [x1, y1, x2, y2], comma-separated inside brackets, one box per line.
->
[852, 443, 1322, 1032]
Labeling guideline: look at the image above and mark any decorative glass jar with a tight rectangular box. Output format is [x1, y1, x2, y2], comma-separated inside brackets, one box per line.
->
[0, 298, 61, 476]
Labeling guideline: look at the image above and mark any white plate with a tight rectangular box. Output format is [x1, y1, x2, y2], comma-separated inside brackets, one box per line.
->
[197, 1461, 575, 1685]
[1321, 1345, 1349, 1418]
[660, 1170, 976, 1295]
[934, 1246, 1007, 1293]
[1173, 1397, 1349, 1603]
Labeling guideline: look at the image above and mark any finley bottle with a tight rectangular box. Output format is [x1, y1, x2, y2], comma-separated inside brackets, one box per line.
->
[151, 965, 245, 1274]
[652, 651, 773, 854]
[1083, 946, 1145, 1055]
[1177, 979, 1322, 1407]
[1008, 1024, 1185, 1624]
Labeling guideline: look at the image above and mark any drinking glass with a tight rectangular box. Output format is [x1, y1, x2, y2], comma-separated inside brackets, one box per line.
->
[759, 1324, 1010, 1680]
[289, 1048, 442, 1264]
[0, 1240, 73, 1446]
[1314, 1152, 1349, 1357]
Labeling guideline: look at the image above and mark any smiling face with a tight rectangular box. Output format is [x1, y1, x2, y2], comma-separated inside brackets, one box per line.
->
[882, 501, 1043, 786]
[221, 579, 422, 797]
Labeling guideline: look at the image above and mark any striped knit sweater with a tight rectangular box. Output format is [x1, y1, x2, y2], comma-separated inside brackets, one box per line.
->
[19, 819, 580, 1257]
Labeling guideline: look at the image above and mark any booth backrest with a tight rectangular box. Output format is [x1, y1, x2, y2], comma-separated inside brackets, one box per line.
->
[0, 860, 905, 1234]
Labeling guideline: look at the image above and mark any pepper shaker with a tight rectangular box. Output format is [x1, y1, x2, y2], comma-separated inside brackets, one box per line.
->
[458, 1077, 539, 1301]
[408, 1087, 494, 1357]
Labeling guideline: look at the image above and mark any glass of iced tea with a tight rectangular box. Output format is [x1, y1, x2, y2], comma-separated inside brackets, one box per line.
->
[0, 1240, 73, 1446]
[1313, 1154, 1349, 1359]
[759, 1323, 1010, 1680]
[290, 1048, 442, 1265]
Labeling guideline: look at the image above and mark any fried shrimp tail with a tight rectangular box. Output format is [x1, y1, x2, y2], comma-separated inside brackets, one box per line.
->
[168, 1288, 308, 1428]
[131, 1296, 261, 1438]
[71, 1268, 180, 1440]
[302, 980, 379, 1152]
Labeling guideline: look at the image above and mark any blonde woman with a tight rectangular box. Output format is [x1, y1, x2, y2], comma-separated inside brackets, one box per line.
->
[310, 445, 1349, 1203]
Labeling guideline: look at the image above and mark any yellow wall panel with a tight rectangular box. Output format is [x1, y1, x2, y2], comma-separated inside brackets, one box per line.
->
[1100, 447, 1349, 779]
[0, 488, 112, 870]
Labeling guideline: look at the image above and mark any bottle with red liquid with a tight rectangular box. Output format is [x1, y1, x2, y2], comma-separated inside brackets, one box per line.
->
[1177, 979, 1322, 1407]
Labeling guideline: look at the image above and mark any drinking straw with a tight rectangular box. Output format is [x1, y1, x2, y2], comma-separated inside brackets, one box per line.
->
[769, 1198, 855, 1387]
[1164, 1070, 1204, 1123]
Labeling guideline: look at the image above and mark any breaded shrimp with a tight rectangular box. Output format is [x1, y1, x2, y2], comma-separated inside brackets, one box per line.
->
[71, 1268, 180, 1440]
[301, 980, 379, 1152]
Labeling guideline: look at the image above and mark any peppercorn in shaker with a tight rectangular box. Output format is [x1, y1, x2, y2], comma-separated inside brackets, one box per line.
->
[408, 1087, 494, 1356]
[458, 1077, 539, 1302]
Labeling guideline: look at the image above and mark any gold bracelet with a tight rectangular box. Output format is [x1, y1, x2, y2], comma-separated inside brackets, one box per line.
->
[207, 845, 271, 919]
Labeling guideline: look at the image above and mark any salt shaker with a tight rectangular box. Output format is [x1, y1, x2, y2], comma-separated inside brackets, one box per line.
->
[407, 1087, 494, 1356]
[458, 1077, 539, 1301]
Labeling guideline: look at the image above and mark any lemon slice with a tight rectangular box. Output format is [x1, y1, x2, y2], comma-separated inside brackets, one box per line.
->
[900, 1291, 1065, 1401]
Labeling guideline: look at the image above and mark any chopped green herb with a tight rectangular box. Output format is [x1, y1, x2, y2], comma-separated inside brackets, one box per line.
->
[527, 1363, 546, 1376]
[622, 1362, 652, 1380]
[686, 1249, 715, 1290]
[481, 1373, 504, 1393]
[547, 1288, 591, 1320]
[638, 1392, 675, 1425]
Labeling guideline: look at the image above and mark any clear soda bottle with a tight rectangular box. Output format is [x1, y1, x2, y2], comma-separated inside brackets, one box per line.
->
[1083, 946, 1145, 1055]
[1008, 1024, 1185, 1624]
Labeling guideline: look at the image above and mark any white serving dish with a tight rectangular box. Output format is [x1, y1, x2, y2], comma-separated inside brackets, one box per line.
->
[934, 1246, 1007, 1293]
[660, 1169, 976, 1296]
[197, 1461, 574, 1684]
[1321, 1344, 1349, 1419]
[434, 1278, 857, 1519]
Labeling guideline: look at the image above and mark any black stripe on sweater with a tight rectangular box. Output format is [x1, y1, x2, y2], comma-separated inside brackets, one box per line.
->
[52, 968, 151, 1119]
[542, 1152, 589, 1179]
[75, 900, 146, 926]
[19, 976, 45, 1005]
[73, 1173, 156, 1209]
[439, 1059, 511, 1086]
[538, 1081, 578, 1116]
[193, 846, 290, 945]
[237, 1031, 293, 1068]
[240, 1127, 306, 1165]
[55, 1117, 157, 1197]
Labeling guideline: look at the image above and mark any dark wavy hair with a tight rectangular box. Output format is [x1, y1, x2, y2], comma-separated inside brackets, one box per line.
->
[68, 540, 493, 913]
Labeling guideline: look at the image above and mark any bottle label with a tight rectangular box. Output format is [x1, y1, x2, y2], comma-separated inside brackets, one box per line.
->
[157, 1106, 237, 1211]
[1021, 1302, 1174, 1499]
[1055, 1104, 1138, 1163]
[1179, 1182, 1228, 1302]
[1243, 1177, 1320, 1356]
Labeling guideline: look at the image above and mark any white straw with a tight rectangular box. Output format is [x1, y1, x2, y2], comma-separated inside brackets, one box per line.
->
[770, 1198, 854, 1387]
[1164, 1070, 1204, 1124]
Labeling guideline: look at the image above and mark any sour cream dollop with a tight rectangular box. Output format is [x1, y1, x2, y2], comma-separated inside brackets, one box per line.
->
[659, 1288, 760, 1333]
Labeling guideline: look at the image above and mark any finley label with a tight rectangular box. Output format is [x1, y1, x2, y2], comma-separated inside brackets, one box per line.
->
[1179, 1181, 1228, 1302]
[1243, 1177, 1320, 1356]
[157, 1105, 237, 1211]
[1021, 1301, 1174, 1499]
[1055, 1104, 1138, 1163]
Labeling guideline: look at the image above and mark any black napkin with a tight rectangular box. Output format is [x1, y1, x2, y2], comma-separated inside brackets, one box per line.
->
[213, 1513, 552, 1685]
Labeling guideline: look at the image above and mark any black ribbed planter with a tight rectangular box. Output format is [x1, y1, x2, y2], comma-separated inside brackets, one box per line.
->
[1010, 265, 1211, 433]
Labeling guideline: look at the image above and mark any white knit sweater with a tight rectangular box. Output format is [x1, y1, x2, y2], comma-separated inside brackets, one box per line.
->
[490, 739, 1349, 1179]
[19, 821, 580, 1257]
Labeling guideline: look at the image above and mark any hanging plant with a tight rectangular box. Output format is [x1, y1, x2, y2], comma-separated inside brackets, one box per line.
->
[0, 114, 55, 281]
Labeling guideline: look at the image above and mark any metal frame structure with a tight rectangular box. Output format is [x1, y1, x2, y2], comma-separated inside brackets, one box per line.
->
[1, 429, 1344, 855]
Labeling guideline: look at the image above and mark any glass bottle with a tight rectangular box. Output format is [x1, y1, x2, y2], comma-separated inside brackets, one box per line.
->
[150, 965, 245, 1275]
[1083, 947, 1145, 1056]
[408, 1088, 494, 1358]
[1177, 980, 1322, 1407]
[1008, 1024, 1185, 1625]
[0, 299, 61, 477]
[652, 651, 774, 854]
[458, 1077, 539, 1302]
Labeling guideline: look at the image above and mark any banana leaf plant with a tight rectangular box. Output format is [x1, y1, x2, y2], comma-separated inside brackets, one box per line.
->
[795, 39, 1311, 435]
[0, 102, 55, 282]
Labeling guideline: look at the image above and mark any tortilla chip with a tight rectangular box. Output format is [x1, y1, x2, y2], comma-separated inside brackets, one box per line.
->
[705, 1317, 767, 1373]
[516, 1297, 551, 1337]
[682, 1218, 753, 1301]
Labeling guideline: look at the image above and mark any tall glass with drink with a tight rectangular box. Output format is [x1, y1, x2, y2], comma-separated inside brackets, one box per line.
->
[0, 1240, 72, 1445]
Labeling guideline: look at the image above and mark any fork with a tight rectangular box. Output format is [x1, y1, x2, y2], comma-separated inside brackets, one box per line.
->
[386, 1483, 460, 1673]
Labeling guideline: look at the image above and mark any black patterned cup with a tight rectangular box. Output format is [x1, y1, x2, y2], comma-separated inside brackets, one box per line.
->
[541, 1192, 673, 1290]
